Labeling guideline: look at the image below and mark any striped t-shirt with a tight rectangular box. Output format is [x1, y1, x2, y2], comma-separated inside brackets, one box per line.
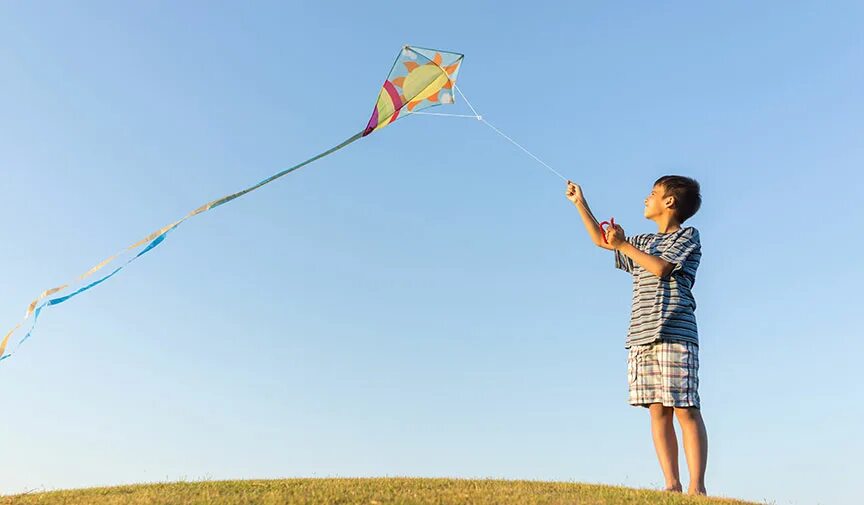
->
[614, 227, 701, 348]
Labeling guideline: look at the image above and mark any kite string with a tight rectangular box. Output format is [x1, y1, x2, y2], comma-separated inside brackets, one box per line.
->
[454, 84, 481, 118]
[452, 85, 568, 183]
[404, 111, 480, 118]
[478, 117, 568, 183]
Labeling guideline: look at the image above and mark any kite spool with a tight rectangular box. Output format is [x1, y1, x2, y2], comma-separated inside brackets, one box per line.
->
[599, 217, 616, 244]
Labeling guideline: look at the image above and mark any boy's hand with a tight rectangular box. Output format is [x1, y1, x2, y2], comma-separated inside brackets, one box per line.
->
[606, 224, 626, 249]
[566, 181, 584, 204]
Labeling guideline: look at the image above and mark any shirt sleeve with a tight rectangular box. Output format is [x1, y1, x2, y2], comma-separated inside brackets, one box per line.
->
[660, 227, 701, 276]
[614, 235, 642, 273]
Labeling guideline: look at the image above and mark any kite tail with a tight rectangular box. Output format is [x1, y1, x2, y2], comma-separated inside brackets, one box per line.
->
[0, 130, 365, 364]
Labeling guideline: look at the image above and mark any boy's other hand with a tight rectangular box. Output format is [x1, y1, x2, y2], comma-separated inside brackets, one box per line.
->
[606, 224, 626, 248]
[566, 181, 584, 204]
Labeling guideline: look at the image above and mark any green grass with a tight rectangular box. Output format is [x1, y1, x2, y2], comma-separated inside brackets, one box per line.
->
[2, 477, 766, 505]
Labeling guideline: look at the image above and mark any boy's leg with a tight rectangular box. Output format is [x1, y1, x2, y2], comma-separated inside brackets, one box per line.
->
[648, 403, 681, 492]
[674, 407, 708, 495]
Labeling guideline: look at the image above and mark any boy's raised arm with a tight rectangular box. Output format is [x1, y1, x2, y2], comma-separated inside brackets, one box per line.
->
[566, 181, 615, 250]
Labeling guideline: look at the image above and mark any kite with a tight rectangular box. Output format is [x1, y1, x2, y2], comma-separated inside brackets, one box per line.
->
[0, 45, 466, 363]
[2, 44, 570, 365]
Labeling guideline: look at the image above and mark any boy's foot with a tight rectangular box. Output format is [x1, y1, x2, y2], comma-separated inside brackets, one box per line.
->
[664, 484, 682, 493]
[687, 487, 707, 496]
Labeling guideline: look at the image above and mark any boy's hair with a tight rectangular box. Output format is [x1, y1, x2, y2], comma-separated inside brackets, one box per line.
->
[654, 175, 701, 223]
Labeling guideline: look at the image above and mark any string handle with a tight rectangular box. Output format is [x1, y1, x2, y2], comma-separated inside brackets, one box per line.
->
[599, 217, 616, 244]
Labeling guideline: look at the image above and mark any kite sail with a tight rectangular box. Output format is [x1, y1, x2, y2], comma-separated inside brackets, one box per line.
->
[364, 46, 463, 135]
[0, 45, 465, 363]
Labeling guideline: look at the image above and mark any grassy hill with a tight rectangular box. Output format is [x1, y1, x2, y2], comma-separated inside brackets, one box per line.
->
[2, 477, 765, 504]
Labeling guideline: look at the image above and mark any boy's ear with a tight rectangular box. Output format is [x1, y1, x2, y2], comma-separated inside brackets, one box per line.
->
[663, 195, 676, 210]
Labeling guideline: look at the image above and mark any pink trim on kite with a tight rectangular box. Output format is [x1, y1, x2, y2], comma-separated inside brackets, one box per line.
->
[382, 80, 402, 124]
[364, 107, 379, 136]
[363, 80, 404, 137]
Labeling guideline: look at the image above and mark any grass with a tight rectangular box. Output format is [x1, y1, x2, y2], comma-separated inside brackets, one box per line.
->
[1, 477, 766, 505]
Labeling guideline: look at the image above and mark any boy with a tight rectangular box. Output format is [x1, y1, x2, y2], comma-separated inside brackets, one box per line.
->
[566, 176, 708, 496]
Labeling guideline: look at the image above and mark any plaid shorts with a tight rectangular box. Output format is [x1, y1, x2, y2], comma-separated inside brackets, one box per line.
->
[627, 340, 700, 409]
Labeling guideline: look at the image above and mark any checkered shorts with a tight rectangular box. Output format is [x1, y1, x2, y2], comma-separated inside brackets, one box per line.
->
[627, 340, 700, 409]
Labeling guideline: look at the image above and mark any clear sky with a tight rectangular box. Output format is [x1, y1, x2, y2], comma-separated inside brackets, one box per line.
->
[1, 2, 861, 504]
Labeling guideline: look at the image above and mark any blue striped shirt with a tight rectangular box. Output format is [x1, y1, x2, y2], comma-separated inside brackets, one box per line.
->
[614, 227, 701, 348]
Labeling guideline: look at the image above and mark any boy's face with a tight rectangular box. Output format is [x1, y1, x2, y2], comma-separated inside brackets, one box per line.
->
[643, 184, 673, 220]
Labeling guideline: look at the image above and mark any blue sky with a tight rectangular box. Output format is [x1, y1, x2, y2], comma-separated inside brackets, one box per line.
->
[1, 2, 861, 504]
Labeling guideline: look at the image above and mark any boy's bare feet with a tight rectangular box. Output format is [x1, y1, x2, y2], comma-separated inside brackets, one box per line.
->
[688, 486, 707, 496]
[664, 485, 683, 492]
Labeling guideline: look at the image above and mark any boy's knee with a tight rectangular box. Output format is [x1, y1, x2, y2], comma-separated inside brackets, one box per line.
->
[673, 406, 701, 421]
[648, 403, 674, 418]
